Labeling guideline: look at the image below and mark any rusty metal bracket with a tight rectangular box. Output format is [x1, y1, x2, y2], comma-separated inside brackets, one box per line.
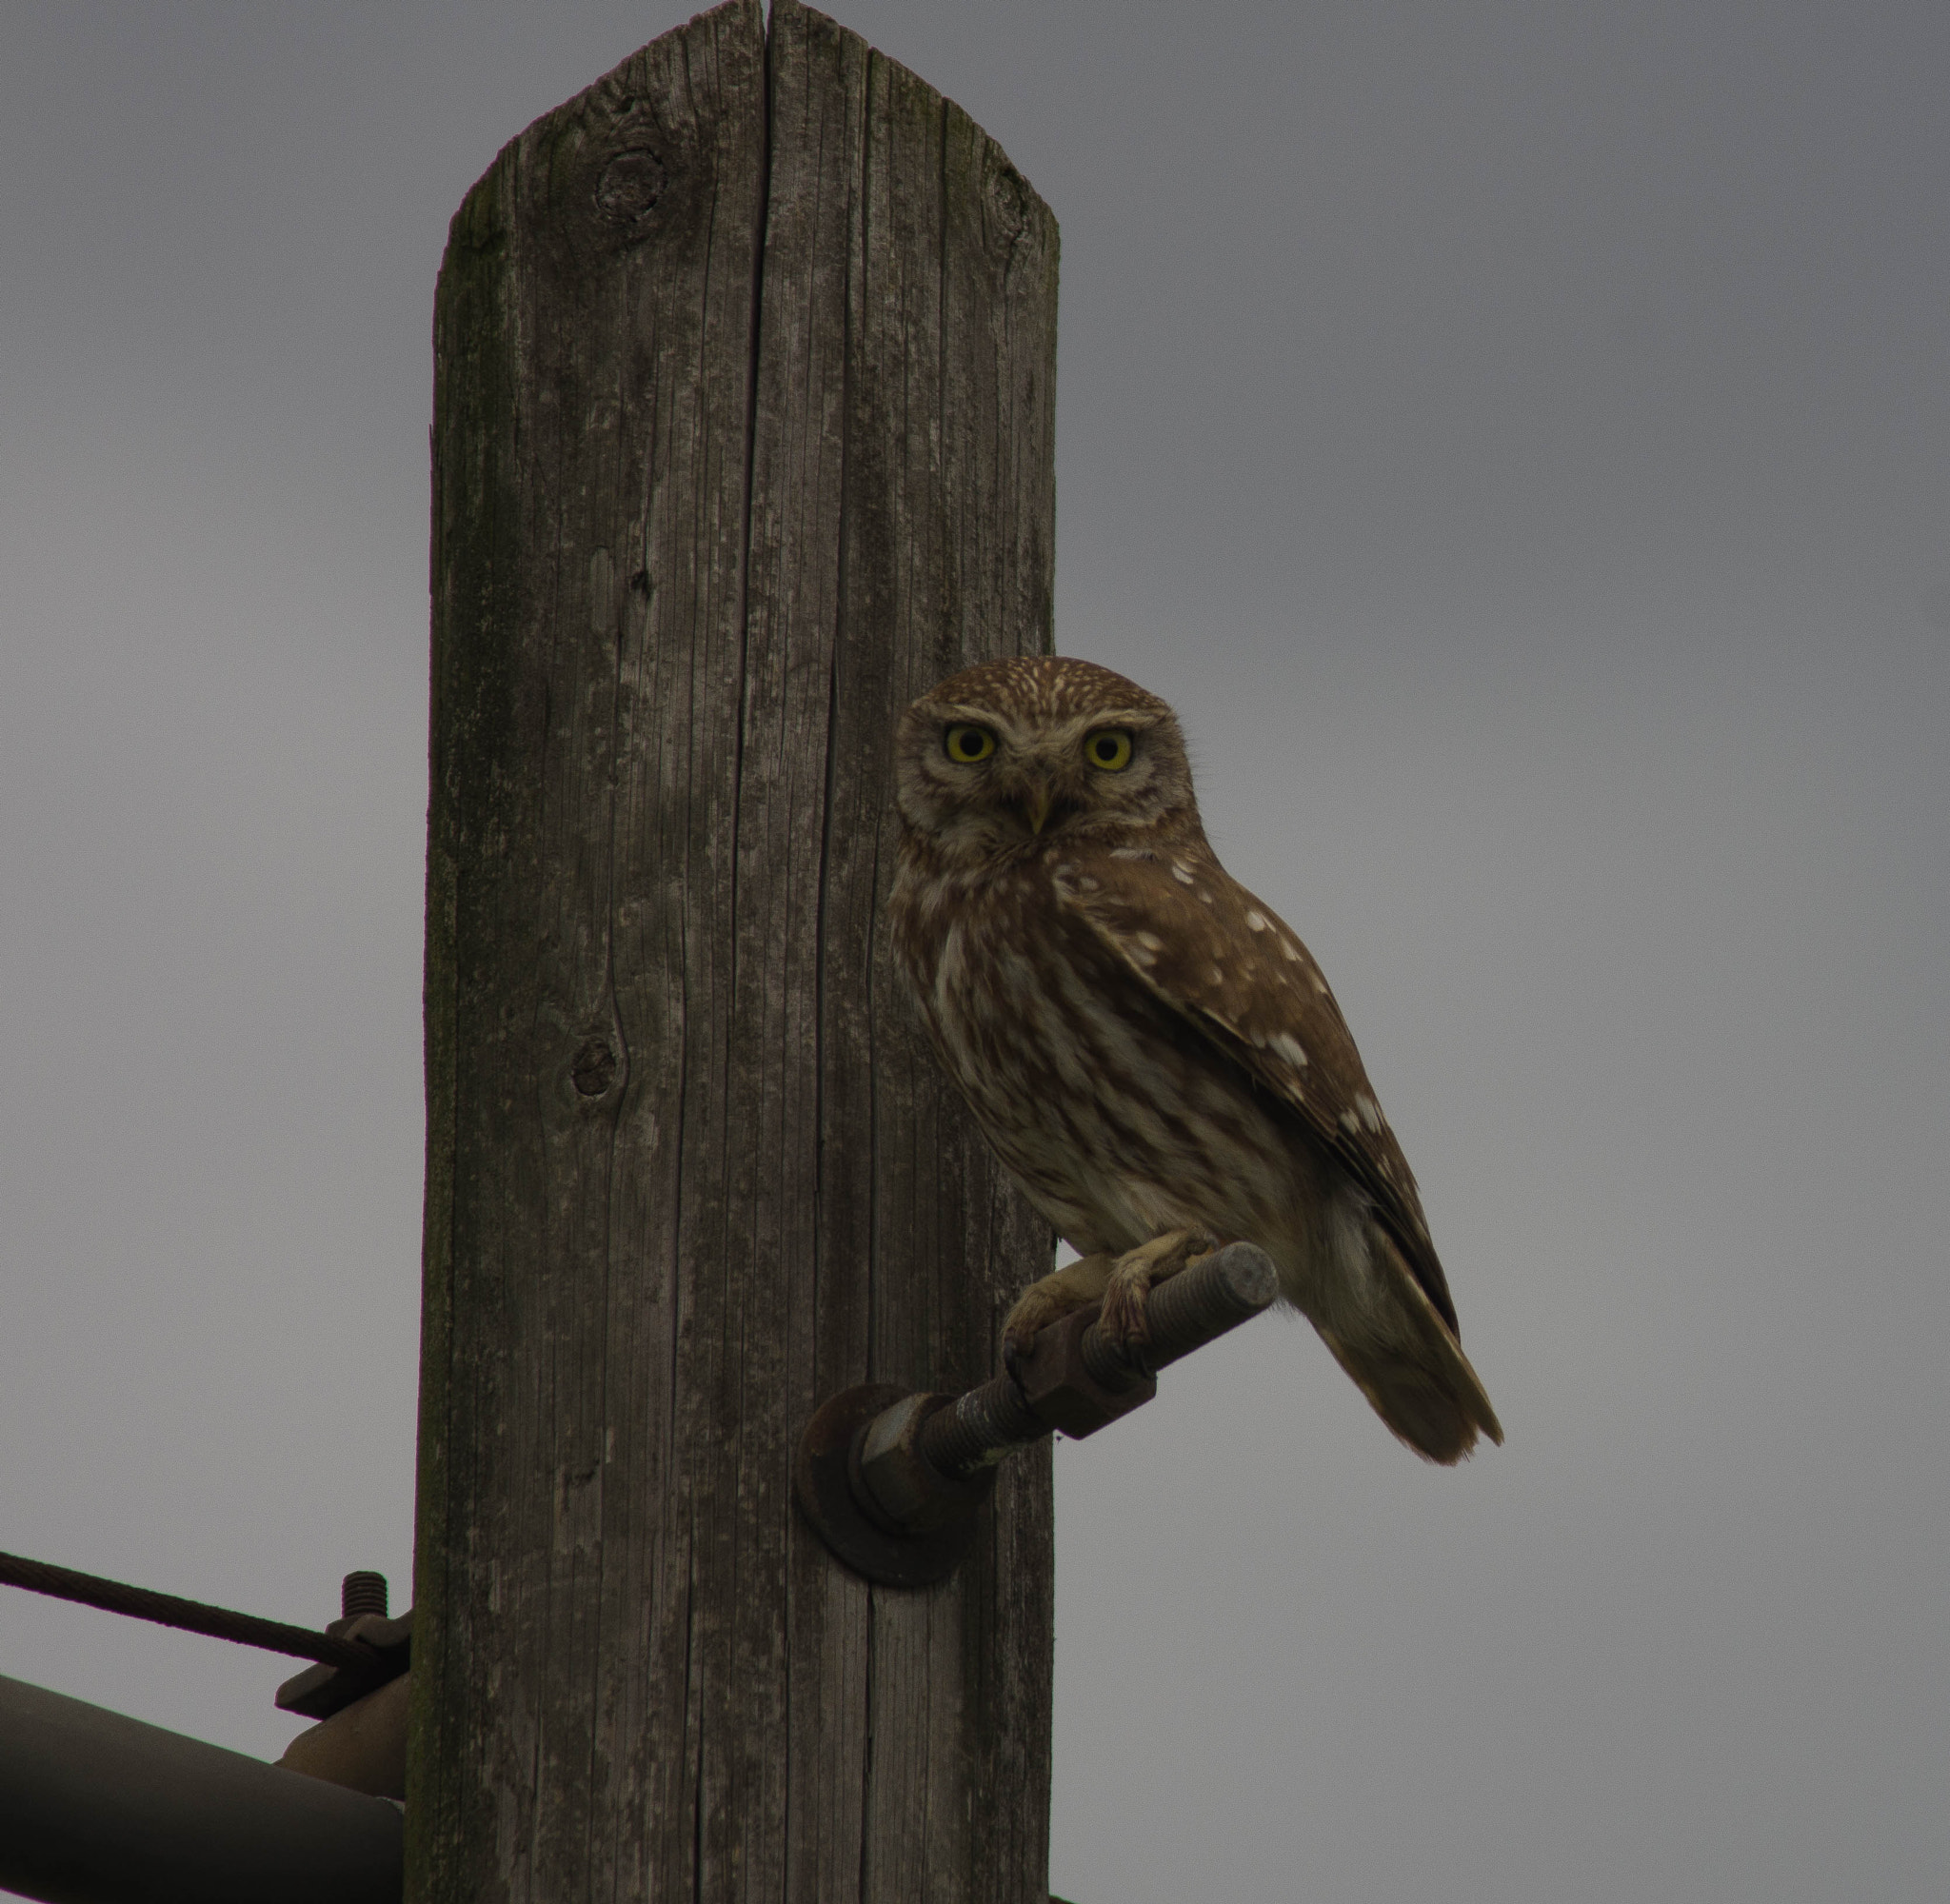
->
[275, 1576, 411, 1722]
[794, 1241, 1278, 1588]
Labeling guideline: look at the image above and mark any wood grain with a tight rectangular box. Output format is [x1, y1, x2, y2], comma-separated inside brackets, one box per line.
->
[411, 2, 1059, 1897]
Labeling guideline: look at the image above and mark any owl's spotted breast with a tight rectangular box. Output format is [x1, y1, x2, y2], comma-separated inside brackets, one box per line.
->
[892, 856, 1324, 1267]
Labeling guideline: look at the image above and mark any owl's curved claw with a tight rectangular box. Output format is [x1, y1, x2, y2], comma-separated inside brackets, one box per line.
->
[1094, 1277, 1151, 1359]
[999, 1253, 1117, 1385]
[999, 1233, 1214, 1382]
[1096, 1229, 1218, 1365]
[1096, 1257, 1169, 1360]
[1001, 1292, 1076, 1388]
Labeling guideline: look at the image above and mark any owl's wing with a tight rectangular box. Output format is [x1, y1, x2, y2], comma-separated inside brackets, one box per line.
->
[1052, 840, 1462, 1338]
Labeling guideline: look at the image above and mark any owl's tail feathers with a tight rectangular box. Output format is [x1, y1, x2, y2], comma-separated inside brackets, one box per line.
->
[1319, 1230, 1504, 1466]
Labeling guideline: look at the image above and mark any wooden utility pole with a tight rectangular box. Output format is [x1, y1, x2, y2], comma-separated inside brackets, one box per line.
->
[409, 2, 1059, 1899]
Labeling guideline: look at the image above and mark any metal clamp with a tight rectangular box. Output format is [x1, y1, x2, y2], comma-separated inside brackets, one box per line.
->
[275, 1575, 412, 1721]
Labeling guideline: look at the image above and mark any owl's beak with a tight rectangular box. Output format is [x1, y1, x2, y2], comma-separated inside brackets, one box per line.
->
[1025, 785, 1054, 834]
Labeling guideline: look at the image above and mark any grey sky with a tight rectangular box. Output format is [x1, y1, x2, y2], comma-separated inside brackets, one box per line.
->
[2, 3, 1945, 1900]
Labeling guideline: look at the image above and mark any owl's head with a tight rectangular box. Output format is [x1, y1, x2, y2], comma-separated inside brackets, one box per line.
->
[895, 656, 1201, 861]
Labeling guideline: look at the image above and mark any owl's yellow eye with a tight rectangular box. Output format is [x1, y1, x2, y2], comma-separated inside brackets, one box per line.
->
[943, 723, 998, 764]
[1085, 729, 1133, 771]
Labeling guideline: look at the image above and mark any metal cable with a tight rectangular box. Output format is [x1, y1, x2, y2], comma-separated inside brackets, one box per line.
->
[0, 1550, 379, 1672]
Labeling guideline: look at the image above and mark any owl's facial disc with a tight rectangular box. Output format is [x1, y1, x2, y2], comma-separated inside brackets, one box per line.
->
[895, 671, 1201, 862]
[998, 709, 1175, 838]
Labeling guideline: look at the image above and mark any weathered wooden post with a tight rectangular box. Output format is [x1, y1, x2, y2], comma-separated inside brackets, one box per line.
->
[409, 2, 1059, 1898]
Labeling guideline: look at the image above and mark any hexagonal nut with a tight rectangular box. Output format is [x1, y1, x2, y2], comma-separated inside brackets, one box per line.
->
[855, 1393, 941, 1527]
[1018, 1304, 1156, 1439]
[853, 1392, 994, 1535]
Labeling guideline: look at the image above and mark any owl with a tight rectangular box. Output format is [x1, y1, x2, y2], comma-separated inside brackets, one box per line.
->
[889, 655, 1502, 1464]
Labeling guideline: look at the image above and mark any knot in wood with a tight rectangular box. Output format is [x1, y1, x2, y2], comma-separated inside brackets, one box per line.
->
[594, 148, 666, 228]
[570, 1038, 618, 1098]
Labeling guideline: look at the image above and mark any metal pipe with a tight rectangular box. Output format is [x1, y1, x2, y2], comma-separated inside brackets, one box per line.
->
[0, 1674, 402, 1904]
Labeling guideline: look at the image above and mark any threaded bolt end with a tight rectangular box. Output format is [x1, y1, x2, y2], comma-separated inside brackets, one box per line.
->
[340, 1571, 388, 1621]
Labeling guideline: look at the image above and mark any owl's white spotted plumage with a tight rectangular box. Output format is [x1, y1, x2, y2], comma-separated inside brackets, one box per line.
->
[889, 655, 1502, 1463]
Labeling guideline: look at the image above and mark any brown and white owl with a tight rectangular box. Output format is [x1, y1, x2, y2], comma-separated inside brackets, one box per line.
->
[889, 655, 1502, 1464]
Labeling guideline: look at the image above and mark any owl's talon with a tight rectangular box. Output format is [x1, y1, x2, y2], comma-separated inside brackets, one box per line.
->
[999, 1251, 1118, 1381]
[1095, 1228, 1215, 1363]
[1096, 1278, 1153, 1357]
[1000, 1231, 1217, 1378]
[999, 1293, 1075, 1378]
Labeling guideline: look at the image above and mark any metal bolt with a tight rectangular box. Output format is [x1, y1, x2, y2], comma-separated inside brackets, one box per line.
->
[340, 1572, 388, 1622]
[797, 1243, 1282, 1588]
